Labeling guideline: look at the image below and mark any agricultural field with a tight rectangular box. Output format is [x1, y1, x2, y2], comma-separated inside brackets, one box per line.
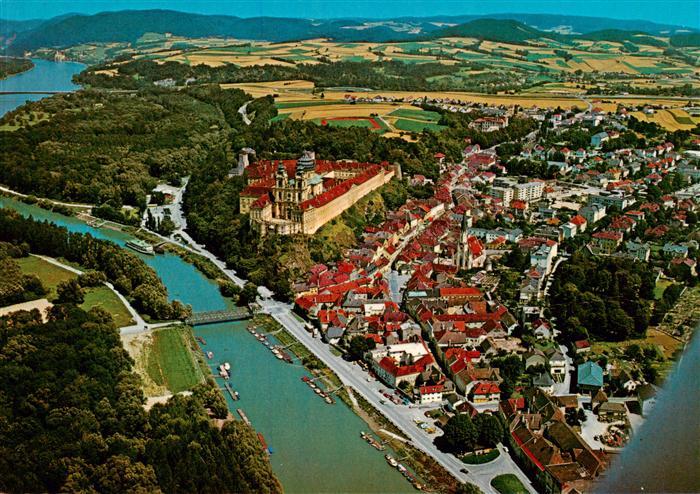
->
[88, 33, 698, 79]
[630, 108, 700, 130]
[270, 98, 447, 134]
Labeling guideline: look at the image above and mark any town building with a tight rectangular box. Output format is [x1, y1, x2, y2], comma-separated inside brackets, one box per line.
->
[514, 181, 545, 202]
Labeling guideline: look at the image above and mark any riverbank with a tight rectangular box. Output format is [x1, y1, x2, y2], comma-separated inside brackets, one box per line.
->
[250, 313, 460, 493]
[0, 57, 34, 80]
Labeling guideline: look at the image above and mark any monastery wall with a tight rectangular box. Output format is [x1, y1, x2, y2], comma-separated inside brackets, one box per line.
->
[301, 168, 394, 234]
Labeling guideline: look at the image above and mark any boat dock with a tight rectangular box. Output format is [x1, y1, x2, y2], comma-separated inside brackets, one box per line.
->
[237, 408, 251, 426]
[224, 382, 239, 401]
[186, 307, 251, 326]
[301, 376, 336, 405]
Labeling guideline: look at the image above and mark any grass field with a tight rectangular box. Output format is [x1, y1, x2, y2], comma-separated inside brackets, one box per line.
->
[16, 256, 76, 296]
[654, 278, 675, 299]
[461, 449, 500, 464]
[16, 255, 135, 326]
[393, 118, 446, 132]
[491, 474, 528, 494]
[80, 286, 134, 327]
[388, 108, 442, 122]
[147, 326, 204, 394]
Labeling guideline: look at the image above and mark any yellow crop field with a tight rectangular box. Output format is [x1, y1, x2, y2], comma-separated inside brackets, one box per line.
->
[284, 103, 404, 120]
[630, 109, 698, 131]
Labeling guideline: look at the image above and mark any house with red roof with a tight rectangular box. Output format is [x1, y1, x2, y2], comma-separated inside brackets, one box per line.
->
[417, 384, 445, 404]
[591, 231, 623, 254]
[471, 381, 501, 403]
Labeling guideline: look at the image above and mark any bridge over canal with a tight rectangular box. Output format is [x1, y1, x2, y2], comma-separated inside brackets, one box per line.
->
[186, 307, 251, 326]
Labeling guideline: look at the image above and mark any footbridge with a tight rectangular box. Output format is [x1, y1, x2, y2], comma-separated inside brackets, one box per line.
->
[186, 307, 251, 326]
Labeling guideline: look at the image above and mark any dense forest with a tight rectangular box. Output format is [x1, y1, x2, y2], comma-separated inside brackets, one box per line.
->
[0, 242, 47, 306]
[548, 253, 655, 343]
[0, 209, 188, 320]
[75, 59, 467, 92]
[0, 57, 33, 79]
[0, 305, 281, 493]
[0, 86, 247, 207]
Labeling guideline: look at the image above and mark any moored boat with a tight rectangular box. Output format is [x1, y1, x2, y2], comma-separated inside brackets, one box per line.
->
[125, 239, 154, 255]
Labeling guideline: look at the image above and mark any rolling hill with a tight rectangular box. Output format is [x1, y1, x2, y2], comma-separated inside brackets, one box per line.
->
[432, 19, 559, 43]
[2, 10, 698, 54]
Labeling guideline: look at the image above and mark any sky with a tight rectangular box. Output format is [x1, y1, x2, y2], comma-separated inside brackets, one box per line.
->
[1, 0, 699, 28]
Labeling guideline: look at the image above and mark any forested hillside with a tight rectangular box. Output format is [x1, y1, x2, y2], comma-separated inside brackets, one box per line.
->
[0, 86, 248, 206]
[0, 304, 281, 493]
[0, 57, 33, 79]
[76, 59, 463, 92]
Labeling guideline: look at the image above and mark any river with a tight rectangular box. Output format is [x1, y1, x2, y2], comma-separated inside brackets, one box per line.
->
[0, 59, 412, 493]
[0, 58, 85, 116]
[595, 328, 700, 493]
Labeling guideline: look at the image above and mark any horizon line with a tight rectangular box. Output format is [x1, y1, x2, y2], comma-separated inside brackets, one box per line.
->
[2, 8, 698, 29]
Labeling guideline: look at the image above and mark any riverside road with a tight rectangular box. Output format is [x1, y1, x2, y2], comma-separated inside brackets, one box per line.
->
[261, 298, 537, 494]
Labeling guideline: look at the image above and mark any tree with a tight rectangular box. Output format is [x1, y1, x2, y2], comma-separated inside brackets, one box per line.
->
[238, 282, 258, 306]
[457, 482, 484, 494]
[437, 414, 478, 454]
[347, 335, 376, 361]
[57, 278, 85, 304]
[474, 414, 503, 447]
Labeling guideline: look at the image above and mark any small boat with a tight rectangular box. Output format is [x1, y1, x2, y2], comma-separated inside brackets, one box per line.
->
[125, 239, 154, 255]
[196, 336, 206, 345]
[206, 351, 213, 359]
[275, 353, 284, 360]
[397, 464, 407, 473]
[324, 396, 334, 404]
[223, 362, 231, 371]
[314, 388, 322, 394]
[385, 455, 398, 467]
[257, 433, 270, 455]
[301, 376, 310, 382]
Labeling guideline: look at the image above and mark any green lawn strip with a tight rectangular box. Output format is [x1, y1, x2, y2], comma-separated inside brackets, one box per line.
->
[388, 108, 441, 122]
[275, 100, 340, 109]
[147, 326, 204, 393]
[394, 118, 446, 133]
[491, 474, 528, 494]
[270, 112, 291, 122]
[461, 449, 500, 464]
[80, 286, 134, 327]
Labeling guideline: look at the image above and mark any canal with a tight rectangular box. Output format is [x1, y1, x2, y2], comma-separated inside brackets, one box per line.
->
[0, 59, 412, 493]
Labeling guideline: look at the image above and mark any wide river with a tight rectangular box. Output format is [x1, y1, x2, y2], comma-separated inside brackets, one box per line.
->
[0, 59, 411, 493]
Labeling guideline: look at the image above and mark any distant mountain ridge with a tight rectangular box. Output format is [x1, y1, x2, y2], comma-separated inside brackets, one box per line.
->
[2, 9, 698, 54]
